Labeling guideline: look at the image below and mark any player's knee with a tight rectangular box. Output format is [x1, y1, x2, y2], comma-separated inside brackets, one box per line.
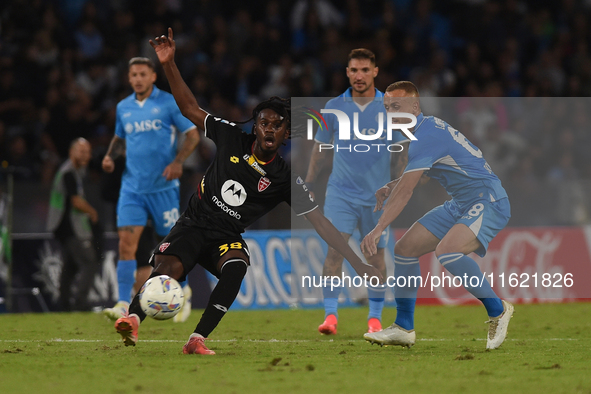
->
[394, 240, 414, 257]
[434, 236, 465, 257]
[434, 243, 459, 258]
[220, 260, 248, 281]
[153, 255, 185, 280]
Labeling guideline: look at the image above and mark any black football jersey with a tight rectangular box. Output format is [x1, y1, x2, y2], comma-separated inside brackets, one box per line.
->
[184, 114, 317, 234]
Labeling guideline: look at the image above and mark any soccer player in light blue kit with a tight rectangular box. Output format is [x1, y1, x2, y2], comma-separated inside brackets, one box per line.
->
[102, 57, 199, 322]
[305, 49, 408, 335]
[361, 81, 514, 349]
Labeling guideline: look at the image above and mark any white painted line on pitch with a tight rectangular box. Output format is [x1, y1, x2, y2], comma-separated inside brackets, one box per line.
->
[0, 338, 582, 344]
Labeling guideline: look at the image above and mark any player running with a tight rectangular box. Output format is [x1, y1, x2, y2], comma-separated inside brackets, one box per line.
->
[113, 28, 383, 355]
[361, 81, 514, 350]
[305, 49, 408, 335]
[102, 57, 199, 323]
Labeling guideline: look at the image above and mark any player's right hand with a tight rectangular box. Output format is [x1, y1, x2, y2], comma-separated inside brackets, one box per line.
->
[360, 228, 381, 257]
[102, 155, 115, 173]
[374, 184, 392, 212]
[150, 27, 176, 64]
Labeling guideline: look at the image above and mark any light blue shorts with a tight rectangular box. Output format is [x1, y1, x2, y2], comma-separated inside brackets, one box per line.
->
[324, 188, 390, 249]
[117, 188, 180, 237]
[418, 198, 511, 257]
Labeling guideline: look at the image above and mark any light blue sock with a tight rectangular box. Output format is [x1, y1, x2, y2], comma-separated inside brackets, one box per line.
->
[394, 255, 420, 330]
[367, 284, 386, 320]
[323, 286, 341, 318]
[117, 259, 136, 303]
[438, 253, 504, 317]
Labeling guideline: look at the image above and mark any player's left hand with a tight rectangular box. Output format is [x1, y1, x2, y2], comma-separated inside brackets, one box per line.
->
[360, 228, 381, 257]
[350, 263, 384, 284]
[162, 161, 183, 180]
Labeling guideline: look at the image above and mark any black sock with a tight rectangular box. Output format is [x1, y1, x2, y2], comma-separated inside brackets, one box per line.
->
[195, 261, 247, 337]
[128, 271, 164, 323]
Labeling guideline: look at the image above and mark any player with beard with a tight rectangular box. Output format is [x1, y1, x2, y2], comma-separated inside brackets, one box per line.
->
[102, 57, 198, 323]
[306, 49, 408, 335]
[113, 28, 383, 355]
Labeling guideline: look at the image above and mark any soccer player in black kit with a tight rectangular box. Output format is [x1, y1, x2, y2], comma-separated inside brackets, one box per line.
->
[114, 28, 383, 355]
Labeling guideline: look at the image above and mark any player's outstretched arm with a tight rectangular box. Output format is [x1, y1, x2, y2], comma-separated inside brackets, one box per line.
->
[362, 170, 423, 256]
[304, 142, 329, 198]
[150, 28, 207, 131]
[305, 208, 383, 283]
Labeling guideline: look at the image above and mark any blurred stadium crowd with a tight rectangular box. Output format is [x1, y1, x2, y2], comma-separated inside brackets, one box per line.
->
[1, 0, 591, 229]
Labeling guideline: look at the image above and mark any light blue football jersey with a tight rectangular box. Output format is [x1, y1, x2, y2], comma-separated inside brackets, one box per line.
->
[404, 113, 508, 207]
[315, 88, 409, 206]
[115, 86, 195, 194]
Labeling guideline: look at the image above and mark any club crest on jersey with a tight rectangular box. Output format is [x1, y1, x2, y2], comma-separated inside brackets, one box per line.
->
[258, 177, 271, 192]
[159, 242, 170, 252]
[242, 154, 267, 176]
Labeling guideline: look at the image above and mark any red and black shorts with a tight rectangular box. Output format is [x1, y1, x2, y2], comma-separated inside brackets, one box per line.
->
[151, 219, 250, 280]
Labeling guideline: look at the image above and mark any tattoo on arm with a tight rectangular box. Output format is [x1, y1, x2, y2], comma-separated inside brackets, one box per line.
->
[173, 129, 199, 164]
[119, 226, 136, 233]
[106, 136, 126, 160]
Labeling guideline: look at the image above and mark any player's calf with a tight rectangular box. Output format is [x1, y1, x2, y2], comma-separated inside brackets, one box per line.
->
[194, 260, 247, 337]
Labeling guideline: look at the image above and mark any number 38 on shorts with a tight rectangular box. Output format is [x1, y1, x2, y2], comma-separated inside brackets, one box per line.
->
[218, 241, 248, 257]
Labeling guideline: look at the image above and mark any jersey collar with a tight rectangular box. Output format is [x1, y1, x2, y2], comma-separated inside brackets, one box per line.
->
[342, 87, 384, 102]
[134, 85, 160, 105]
[413, 112, 426, 135]
[251, 142, 276, 165]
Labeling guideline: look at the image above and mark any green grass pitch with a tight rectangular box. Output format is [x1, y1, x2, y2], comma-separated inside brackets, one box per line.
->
[1, 302, 590, 394]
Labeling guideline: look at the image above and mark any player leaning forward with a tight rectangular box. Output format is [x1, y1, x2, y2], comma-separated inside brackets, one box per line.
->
[114, 28, 383, 355]
[361, 81, 514, 350]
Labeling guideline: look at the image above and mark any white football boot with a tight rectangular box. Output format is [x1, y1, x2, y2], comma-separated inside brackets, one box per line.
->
[486, 300, 514, 349]
[103, 301, 129, 321]
[364, 323, 416, 348]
